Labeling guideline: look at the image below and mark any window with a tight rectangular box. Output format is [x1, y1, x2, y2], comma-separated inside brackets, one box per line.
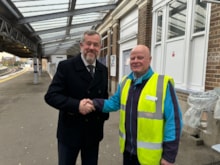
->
[122, 49, 131, 76]
[194, 0, 207, 33]
[100, 33, 108, 66]
[156, 10, 163, 42]
[168, 0, 187, 39]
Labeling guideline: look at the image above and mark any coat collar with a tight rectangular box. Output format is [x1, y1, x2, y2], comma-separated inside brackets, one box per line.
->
[72, 54, 104, 88]
[72, 54, 104, 72]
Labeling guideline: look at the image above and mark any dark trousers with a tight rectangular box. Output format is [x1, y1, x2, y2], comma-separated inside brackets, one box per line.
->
[58, 141, 99, 165]
[123, 151, 140, 165]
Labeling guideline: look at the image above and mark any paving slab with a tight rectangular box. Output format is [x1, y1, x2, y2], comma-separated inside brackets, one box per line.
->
[0, 70, 219, 165]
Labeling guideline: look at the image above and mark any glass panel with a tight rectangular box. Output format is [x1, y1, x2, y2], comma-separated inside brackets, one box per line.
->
[75, 0, 114, 9]
[156, 10, 163, 42]
[11, 1, 69, 17]
[194, 0, 207, 33]
[168, 0, 187, 39]
[10, 0, 119, 56]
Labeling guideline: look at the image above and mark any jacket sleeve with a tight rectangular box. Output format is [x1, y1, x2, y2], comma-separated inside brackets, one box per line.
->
[44, 61, 80, 113]
[162, 82, 183, 163]
[93, 84, 121, 113]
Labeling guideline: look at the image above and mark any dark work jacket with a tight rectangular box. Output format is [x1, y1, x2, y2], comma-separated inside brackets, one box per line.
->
[44, 54, 109, 147]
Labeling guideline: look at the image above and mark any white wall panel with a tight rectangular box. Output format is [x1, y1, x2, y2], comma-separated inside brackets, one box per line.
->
[152, 45, 162, 72]
[120, 9, 138, 40]
[119, 8, 138, 81]
[189, 36, 206, 91]
[51, 55, 67, 68]
[165, 39, 185, 84]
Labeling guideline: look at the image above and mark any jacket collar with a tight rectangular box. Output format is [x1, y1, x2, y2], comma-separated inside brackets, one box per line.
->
[72, 54, 104, 87]
[127, 67, 154, 85]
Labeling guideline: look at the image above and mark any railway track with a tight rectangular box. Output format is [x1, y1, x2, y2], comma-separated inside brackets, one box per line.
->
[0, 67, 23, 77]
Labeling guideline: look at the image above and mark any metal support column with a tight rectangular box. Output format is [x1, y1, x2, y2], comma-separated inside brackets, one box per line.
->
[38, 56, 42, 76]
[33, 55, 38, 84]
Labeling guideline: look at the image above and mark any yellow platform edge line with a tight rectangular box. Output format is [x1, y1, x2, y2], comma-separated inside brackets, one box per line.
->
[0, 68, 29, 83]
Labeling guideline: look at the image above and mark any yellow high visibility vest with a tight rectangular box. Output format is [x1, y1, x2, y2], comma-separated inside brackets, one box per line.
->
[119, 73, 174, 165]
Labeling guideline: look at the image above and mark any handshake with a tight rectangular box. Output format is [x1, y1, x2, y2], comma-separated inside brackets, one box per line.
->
[79, 98, 96, 115]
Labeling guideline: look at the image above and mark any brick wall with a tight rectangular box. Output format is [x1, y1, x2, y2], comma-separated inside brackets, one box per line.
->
[138, 1, 152, 49]
[205, 4, 220, 90]
[112, 23, 119, 57]
[177, 91, 189, 103]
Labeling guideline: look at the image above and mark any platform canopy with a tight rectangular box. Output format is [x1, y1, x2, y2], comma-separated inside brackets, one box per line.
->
[0, 0, 119, 58]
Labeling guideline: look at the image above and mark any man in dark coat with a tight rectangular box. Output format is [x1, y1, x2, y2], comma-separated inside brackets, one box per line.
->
[44, 30, 109, 165]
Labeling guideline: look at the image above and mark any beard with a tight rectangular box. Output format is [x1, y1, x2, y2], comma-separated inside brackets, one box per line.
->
[84, 50, 98, 64]
[85, 56, 94, 64]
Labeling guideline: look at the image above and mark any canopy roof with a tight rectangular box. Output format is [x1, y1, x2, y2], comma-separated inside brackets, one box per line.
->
[0, 0, 119, 58]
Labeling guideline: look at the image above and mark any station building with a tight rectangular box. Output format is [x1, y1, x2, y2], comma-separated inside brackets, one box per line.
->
[0, 0, 220, 149]
[96, 0, 220, 147]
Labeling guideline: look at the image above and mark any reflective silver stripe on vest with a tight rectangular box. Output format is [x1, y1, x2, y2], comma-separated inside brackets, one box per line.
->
[138, 111, 163, 119]
[138, 75, 165, 120]
[156, 75, 164, 118]
[119, 130, 126, 140]
[120, 76, 128, 94]
[120, 77, 128, 111]
[121, 104, 126, 111]
[137, 141, 162, 150]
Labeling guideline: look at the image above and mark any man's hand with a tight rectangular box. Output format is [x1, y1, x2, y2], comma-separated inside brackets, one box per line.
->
[161, 158, 174, 165]
[79, 99, 95, 115]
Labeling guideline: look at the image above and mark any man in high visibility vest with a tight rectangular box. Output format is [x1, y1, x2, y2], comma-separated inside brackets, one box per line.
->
[84, 45, 183, 165]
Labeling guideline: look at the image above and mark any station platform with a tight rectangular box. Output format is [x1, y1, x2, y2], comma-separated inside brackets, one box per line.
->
[0, 69, 219, 165]
[0, 69, 121, 165]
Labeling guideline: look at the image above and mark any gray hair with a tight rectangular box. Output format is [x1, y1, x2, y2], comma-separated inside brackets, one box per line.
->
[80, 30, 102, 44]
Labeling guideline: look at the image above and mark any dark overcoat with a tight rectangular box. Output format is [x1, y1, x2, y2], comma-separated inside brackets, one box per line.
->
[44, 54, 109, 147]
